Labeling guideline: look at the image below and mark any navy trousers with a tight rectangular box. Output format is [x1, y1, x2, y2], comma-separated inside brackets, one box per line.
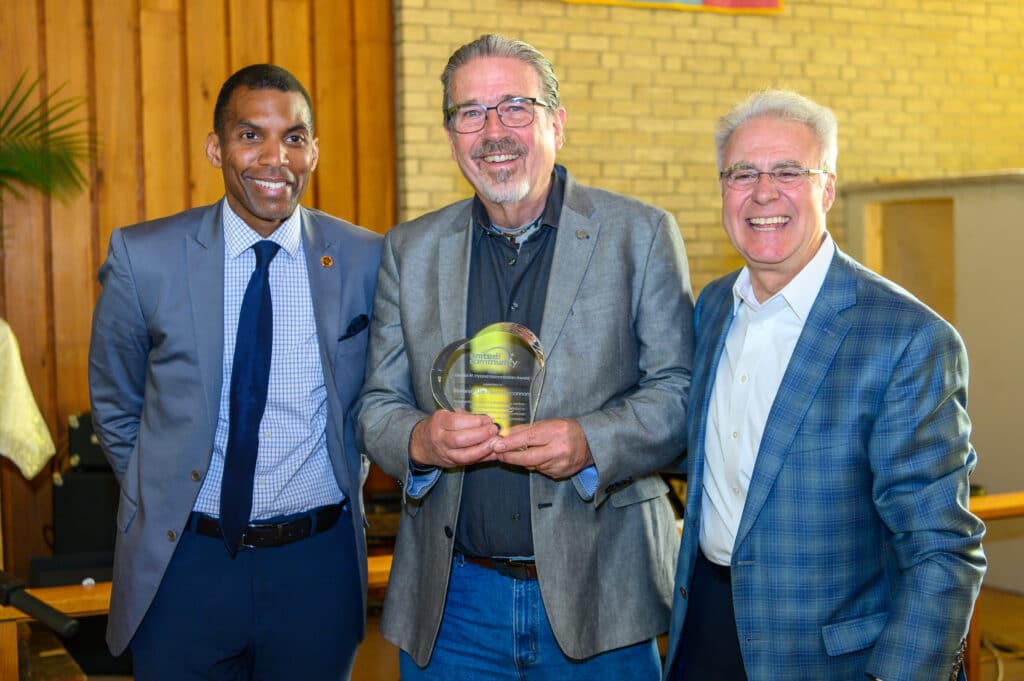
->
[130, 504, 362, 681]
[669, 550, 748, 681]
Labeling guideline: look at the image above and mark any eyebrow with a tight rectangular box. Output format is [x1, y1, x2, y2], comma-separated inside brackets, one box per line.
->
[234, 119, 312, 135]
[726, 160, 805, 171]
[454, 94, 526, 107]
[768, 160, 805, 167]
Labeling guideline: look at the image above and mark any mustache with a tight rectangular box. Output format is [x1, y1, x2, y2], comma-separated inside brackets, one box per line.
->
[471, 138, 528, 159]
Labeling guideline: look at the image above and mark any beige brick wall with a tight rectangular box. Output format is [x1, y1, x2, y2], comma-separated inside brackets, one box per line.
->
[393, 0, 1024, 291]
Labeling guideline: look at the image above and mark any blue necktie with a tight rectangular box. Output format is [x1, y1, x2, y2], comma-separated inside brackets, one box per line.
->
[220, 240, 280, 554]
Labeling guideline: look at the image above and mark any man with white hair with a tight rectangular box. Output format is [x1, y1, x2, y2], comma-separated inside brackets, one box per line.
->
[663, 89, 986, 681]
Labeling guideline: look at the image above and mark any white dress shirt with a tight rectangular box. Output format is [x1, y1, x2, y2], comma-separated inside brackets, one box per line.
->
[699, 233, 835, 565]
[194, 199, 343, 520]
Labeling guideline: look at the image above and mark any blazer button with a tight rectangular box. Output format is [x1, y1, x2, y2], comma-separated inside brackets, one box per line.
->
[167, 530, 177, 542]
[190, 470, 201, 481]
[679, 586, 687, 599]
[444, 526, 453, 538]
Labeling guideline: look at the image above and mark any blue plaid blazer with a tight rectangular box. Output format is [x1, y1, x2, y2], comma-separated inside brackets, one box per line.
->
[663, 247, 986, 681]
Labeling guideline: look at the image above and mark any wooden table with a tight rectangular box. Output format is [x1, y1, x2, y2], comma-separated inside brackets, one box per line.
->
[1, 494, 1022, 680]
[964, 491, 1024, 680]
[0, 553, 394, 679]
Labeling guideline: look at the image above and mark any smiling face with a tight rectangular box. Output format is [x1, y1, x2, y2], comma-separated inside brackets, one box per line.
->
[446, 56, 565, 227]
[720, 115, 836, 301]
[205, 87, 318, 237]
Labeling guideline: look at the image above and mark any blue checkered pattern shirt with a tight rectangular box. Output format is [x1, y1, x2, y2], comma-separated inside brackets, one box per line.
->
[193, 200, 343, 519]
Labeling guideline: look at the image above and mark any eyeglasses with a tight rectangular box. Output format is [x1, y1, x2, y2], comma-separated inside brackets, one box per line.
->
[720, 164, 831, 189]
[446, 96, 549, 134]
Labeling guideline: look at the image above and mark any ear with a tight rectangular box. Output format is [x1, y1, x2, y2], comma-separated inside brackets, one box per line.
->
[205, 132, 223, 169]
[552, 107, 566, 150]
[821, 172, 837, 213]
[310, 137, 320, 173]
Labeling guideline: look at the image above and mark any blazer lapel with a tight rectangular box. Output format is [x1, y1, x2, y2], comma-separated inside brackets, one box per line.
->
[186, 204, 226, 434]
[538, 176, 599, 362]
[302, 209, 343, 374]
[733, 253, 856, 550]
[688, 278, 738, 514]
[438, 205, 473, 345]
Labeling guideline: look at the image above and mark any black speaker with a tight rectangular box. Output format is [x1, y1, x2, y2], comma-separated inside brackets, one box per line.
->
[29, 551, 114, 587]
[52, 469, 119, 555]
[67, 411, 108, 471]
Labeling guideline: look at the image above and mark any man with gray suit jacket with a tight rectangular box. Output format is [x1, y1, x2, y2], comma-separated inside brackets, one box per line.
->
[663, 90, 986, 681]
[356, 34, 693, 680]
[88, 64, 381, 680]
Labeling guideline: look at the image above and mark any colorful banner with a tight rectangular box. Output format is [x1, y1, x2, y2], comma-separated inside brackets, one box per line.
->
[563, 0, 782, 13]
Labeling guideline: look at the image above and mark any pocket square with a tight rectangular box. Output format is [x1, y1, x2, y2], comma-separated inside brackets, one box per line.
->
[340, 314, 369, 340]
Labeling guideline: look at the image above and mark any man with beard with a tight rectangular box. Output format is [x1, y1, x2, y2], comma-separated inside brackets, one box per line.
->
[89, 64, 381, 680]
[356, 34, 694, 680]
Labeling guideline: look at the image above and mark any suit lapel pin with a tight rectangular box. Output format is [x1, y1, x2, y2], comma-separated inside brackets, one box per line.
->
[575, 230, 590, 240]
[321, 255, 334, 268]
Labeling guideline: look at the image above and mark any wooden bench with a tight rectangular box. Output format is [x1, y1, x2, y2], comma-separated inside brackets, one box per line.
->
[1, 494, 1022, 680]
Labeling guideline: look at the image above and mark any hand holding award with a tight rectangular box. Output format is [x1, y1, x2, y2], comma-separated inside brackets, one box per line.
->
[431, 322, 546, 436]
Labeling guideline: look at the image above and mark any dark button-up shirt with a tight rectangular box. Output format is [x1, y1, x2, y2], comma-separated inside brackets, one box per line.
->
[454, 167, 565, 558]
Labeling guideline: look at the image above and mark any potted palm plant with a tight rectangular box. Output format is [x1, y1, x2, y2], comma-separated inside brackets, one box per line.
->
[0, 72, 92, 249]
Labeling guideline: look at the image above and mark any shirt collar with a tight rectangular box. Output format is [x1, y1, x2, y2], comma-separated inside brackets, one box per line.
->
[732, 232, 835, 322]
[221, 198, 302, 259]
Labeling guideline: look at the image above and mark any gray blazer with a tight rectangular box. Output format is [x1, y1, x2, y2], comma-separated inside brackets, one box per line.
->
[88, 203, 382, 655]
[356, 170, 694, 665]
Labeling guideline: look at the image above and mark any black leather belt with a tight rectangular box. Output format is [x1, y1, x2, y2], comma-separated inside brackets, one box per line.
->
[462, 554, 538, 581]
[189, 501, 345, 548]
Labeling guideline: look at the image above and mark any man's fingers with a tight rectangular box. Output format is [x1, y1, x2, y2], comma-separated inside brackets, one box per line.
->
[441, 420, 499, 450]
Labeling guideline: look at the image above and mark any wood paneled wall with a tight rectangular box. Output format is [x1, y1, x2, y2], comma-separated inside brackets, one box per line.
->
[0, 0, 396, 579]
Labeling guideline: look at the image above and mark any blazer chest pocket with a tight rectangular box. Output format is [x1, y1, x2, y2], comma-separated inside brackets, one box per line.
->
[821, 611, 887, 656]
[336, 315, 370, 358]
[117, 488, 138, 533]
[609, 475, 669, 508]
[334, 323, 370, 406]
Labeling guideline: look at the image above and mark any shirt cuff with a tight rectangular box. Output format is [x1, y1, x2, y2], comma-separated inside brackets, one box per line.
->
[573, 465, 599, 501]
[406, 460, 440, 498]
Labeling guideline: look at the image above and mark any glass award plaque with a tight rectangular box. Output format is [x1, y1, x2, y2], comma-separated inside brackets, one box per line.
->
[431, 322, 546, 435]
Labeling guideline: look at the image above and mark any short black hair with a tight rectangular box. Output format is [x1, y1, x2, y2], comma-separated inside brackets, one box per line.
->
[213, 64, 314, 139]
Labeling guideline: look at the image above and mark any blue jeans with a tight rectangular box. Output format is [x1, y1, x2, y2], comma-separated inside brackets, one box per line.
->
[400, 553, 661, 681]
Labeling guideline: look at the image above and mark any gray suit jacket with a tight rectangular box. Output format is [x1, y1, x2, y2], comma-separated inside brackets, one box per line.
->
[355, 170, 694, 665]
[88, 202, 382, 655]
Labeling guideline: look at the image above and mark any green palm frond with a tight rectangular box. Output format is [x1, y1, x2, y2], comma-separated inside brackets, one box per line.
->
[0, 72, 93, 202]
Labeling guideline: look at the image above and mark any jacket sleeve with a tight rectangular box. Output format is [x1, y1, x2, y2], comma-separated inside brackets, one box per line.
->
[88, 229, 151, 484]
[353, 231, 431, 490]
[865, 318, 986, 681]
[578, 210, 694, 506]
